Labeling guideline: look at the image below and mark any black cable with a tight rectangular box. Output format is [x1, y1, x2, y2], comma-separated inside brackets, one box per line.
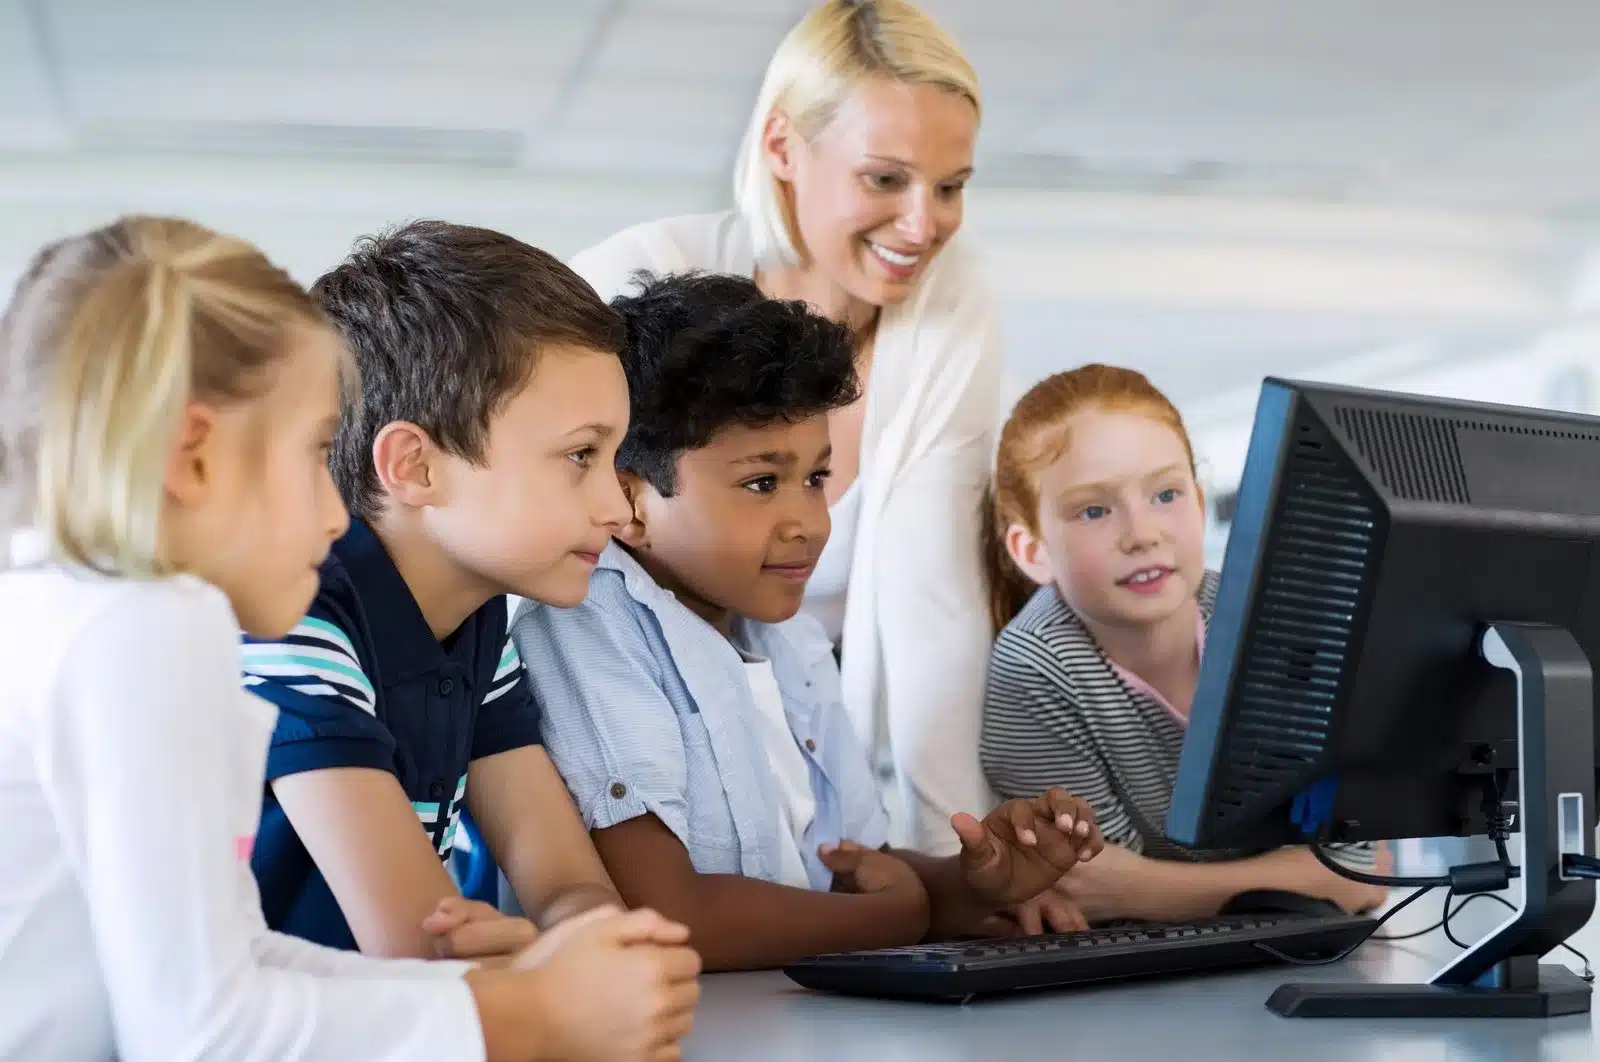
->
[1563, 854, 1600, 880]
[1308, 839, 1449, 889]
[1372, 888, 1487, 943]
[1436, 890, 1594, 983]
[1441, 890, 1476, 949]
[1252, 885, 1435, 967]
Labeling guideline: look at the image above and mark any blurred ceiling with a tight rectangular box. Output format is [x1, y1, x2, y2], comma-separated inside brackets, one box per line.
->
[4, 0, 1600, 401]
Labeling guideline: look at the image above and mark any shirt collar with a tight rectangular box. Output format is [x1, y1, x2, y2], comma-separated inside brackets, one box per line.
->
[597, 541, 831, 670]
[332, 518, 453, 681]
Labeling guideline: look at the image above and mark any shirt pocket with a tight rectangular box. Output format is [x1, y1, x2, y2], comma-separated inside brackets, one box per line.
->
[677, 709, 740, 858]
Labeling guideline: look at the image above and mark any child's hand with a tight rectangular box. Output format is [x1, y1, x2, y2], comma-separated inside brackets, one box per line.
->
[953, 788, 1105, 908]
[514, 906, 701, 1062]
[1000, 888, 1091, 935]
[421, 897, 540, 960]
[819, 839, 932, 940]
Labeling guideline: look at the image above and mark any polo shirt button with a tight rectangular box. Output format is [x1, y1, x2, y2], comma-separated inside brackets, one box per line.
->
[610, 782, 628, 799]
[438, 678, 454, 695]
[805, 739, 817, 752]
[428, 781, 446, 800]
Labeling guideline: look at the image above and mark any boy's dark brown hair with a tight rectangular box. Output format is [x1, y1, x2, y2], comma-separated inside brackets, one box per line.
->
[312, 219, 624, 520]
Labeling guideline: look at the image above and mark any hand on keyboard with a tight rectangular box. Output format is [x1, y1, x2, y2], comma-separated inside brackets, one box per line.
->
[984, 887, 1090, 936]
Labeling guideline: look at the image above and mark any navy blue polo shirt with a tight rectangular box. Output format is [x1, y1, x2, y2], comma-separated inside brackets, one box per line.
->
[240, 518, 543, 950]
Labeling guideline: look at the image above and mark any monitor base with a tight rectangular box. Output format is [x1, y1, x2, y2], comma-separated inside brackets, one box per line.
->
[1269, 964, 1591, 1018]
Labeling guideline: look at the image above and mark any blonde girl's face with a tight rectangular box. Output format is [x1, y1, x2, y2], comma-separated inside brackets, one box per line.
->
[1008, 407, 1207, 631]
[163, 325, 349, 639]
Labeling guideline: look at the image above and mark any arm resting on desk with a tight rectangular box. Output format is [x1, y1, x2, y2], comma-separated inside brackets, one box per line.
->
[1055, 844, 1390, 924]
[593, 814, 928, 970]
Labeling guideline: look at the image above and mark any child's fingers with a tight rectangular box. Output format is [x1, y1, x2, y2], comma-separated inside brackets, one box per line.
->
[1005, 801, 1039, 848]
[438, 916, 538, 959]
[639, 914, 691, 946]
[950, 811, 990, 854]
[421, 896, 488, 934]
[1037, 891, 1089, 933]
[1015, 900, 1045, 936]
[1038, 788, 1080, 834]
[1069, 795, 1097, 837]
[591, 907, 688, 948]
[817, 843, 866, 875]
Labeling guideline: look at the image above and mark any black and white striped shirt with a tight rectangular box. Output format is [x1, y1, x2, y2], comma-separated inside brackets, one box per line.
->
[980, 573, 1372, 867]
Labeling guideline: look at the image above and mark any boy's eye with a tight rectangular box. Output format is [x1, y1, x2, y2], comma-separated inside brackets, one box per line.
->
[1079, 505, 1108, 521]
[806, 468, 833, 490]
[742, 475, 779, 495]
[567, 447, 595, 469]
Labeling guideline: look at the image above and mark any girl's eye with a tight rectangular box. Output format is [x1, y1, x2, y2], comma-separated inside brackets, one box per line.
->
[1156, 488, 1179, 504]
[567, 447, 594, 469]
[743, 475, 779, 495]
[1080, 505, 1108, 521]
[865, 172, 905, 192]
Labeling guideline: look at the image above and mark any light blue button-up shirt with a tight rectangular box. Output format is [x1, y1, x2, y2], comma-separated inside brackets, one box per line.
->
[511, 544, 888, 890]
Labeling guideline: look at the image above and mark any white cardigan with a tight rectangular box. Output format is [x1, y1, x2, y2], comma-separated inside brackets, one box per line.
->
[571, 212, 1001, 853]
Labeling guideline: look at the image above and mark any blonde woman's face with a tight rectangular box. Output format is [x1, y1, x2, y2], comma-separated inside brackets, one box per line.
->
[166, 326, 349, 638]
[780, 78, 976, 306]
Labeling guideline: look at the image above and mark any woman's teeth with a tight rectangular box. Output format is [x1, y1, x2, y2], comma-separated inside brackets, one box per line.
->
[870, 243, 920, 268]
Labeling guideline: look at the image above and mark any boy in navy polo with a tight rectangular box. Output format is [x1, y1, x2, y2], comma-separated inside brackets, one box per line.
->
[242, 220, 631, 954]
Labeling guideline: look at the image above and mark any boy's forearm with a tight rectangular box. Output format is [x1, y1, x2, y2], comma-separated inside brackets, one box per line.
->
[534, 882, 625, 928]
[648, 874, 925, 971]
[887, 849, 988, 940]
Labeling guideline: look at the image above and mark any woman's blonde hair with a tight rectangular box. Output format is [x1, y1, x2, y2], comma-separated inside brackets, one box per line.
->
[733, 0, 980, 267]
[0, 216, 331, 577]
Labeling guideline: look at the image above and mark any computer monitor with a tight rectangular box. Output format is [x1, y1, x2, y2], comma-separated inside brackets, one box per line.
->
[1167, 377, 1597, 1019]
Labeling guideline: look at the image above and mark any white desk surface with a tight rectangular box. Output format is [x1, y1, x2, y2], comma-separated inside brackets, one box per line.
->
[684, 893, 1599, 1061]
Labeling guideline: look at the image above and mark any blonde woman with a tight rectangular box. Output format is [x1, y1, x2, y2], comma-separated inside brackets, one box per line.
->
[571, 0, 999, 855]
[0, 218, 700, 1062]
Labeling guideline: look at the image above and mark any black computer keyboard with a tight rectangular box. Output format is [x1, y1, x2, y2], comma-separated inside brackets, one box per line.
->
[783, 912, 1378, 1002]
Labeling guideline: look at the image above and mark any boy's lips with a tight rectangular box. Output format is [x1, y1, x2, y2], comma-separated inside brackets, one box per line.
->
[762, 561, 816, 583]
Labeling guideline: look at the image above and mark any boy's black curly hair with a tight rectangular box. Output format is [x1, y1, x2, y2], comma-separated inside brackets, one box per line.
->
[612, 271, 860, 496]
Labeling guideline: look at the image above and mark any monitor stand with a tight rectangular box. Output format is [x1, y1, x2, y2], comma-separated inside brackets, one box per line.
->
[1270, 622, 1596, 1019]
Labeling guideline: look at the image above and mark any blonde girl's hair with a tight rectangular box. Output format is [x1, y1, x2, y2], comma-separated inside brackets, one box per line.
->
[982, 364, 1199, 634]
[0, 216, 336, 576]
[732, 0, 981, 267]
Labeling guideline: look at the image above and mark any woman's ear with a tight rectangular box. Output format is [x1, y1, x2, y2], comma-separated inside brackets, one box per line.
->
[1005, 522, 1055, 588]
[614, 471, 651, 551]
[761, 108, 797, 181]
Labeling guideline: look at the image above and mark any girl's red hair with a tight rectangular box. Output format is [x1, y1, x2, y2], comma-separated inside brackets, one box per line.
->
[983, 364, 1197, 633]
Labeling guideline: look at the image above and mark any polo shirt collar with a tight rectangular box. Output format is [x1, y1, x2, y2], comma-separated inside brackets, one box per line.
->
[333, 518, 451, 681]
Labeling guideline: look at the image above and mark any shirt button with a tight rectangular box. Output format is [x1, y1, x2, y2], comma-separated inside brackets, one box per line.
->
[805, 739, 817, 752]
[438, 678, 454, 695]
[428, 780, 446, 800]
[610, 782, 628, 800]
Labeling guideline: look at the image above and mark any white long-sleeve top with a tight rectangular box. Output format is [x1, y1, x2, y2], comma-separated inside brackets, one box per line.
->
[0, 533, 485, 1062]
[571, 211, 1002, 853]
